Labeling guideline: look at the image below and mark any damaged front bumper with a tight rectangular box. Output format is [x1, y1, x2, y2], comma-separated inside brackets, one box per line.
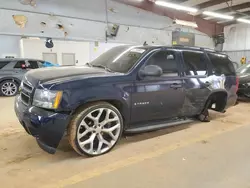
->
[14, 95, 71, 154]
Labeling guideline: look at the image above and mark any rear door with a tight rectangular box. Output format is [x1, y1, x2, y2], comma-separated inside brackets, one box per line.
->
[180, 50, 211, 116]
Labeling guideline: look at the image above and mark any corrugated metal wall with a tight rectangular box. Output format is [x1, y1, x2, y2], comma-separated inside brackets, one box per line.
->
[223, 50, 250, 65]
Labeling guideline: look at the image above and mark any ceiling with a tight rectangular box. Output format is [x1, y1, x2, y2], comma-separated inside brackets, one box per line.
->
[113, 0, 250, 36]
[181, 0, 250, 25]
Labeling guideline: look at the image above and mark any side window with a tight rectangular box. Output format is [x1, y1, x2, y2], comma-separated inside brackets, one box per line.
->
[208, 53, 235, 76]
[147, 50, 179, 76]
[38, 61, 44, 68]
[28, 61, 39, 69]
[0, 61, 10, 69]
[182, 51, 207, 76]
[14, 61, 26, 69]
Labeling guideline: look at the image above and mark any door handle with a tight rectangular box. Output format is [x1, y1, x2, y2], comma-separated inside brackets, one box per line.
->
[170, 83, 182, 89]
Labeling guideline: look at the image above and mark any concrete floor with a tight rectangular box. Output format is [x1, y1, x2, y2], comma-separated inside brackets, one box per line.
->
[1, 97, 250, 188]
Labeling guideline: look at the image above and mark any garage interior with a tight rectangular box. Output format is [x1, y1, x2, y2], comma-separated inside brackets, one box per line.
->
[1, 0, 250, 187]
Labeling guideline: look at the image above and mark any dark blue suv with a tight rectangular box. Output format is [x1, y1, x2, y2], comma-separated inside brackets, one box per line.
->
[15, 45, 238, 156]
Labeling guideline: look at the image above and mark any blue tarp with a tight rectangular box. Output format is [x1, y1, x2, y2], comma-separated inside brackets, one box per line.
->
[43, 61, 60, 67]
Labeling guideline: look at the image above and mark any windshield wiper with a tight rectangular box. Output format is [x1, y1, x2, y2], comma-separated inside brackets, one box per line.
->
[92, 65, 114, 72]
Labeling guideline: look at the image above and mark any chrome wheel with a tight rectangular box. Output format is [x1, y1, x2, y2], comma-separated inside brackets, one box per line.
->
[1, 81, 17, 96]
[77, 108, 121, 155]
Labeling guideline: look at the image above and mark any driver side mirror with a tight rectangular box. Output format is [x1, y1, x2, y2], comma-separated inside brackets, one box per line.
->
[139, 65, 163, 78]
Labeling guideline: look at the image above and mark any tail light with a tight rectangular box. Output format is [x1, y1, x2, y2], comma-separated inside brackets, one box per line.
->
[236, 76, 239, 93]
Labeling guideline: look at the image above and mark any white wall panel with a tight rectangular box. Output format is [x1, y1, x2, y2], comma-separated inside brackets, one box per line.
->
[0, 0, 214, 48]
[224, 24, 250, 51]
[21, 39, 90, 65]
[0, 35, 21, 58]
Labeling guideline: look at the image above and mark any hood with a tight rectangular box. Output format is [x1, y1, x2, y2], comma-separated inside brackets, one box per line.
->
[24, 66, 110, 86]
[237, 72, 250, 84]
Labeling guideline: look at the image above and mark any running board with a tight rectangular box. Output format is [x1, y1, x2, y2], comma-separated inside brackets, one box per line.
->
[125, 119, 194, 134]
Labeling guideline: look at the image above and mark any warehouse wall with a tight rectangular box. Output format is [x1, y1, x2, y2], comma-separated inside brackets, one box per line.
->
[223, 24, 250, 65]
[224, 50, 250, 65]
[21, 39, 90, 65]
[223, 24, 250, 51]
[0, 35, 21, 58]
[0, 0, 214, 48]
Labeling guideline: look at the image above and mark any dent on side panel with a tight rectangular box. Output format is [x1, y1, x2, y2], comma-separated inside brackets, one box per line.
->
[182, 75, 227, 116]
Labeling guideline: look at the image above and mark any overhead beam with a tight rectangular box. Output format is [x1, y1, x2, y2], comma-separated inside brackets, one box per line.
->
[112, 0, 224, 37]
[216, 2, 250, 13]
[223, 10, 250, 26]
[196, 0, 231, 9]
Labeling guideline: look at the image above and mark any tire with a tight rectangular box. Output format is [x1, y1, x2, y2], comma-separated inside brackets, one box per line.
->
[68, 102, 124, 157]
[0, 80, 19, 97]
[197, 98, 211, 122]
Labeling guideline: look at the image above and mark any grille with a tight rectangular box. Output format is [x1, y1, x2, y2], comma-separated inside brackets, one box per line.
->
[20, 81, 33, 106]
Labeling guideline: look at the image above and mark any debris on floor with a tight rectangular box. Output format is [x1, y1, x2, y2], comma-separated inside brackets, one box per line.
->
[201, 140, 209, 144]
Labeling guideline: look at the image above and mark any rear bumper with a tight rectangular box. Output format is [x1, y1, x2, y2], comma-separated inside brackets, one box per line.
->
[14, 95, 71, 154]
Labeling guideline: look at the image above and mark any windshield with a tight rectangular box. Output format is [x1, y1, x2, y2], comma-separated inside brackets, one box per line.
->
[90, 45, 147, 73]
[237, 64, 250, 74]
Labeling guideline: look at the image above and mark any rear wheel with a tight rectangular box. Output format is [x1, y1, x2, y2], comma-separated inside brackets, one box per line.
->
[0, 80, 18, 96]
[68, 102, 123, 156]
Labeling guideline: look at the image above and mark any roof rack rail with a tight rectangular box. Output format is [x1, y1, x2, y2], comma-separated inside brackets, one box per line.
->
[172, 44, 216, 52]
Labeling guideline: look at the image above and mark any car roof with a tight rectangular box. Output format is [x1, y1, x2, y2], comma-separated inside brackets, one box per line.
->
[0, 58, 44, 62]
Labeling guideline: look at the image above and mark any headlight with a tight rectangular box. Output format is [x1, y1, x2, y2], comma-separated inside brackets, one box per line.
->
[33, 89, 63, 109]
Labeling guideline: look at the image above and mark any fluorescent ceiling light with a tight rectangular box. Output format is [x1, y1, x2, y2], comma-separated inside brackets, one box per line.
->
[174, 19, 198, 28]
[202, 11, 234, 20]
[237, 18, 250, 24]
[155, 1, 198, 13]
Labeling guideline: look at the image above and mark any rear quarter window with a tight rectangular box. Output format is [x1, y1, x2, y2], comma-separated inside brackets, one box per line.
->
[208, 53, 235, 76]
[0, 61, 10, 69]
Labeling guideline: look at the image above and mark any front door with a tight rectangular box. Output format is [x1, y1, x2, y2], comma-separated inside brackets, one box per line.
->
[131, 49, 185, 124]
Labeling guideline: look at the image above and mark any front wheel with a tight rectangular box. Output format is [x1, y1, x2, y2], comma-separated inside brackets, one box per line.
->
[68, 102, 123, 157]
[0, 80, 19, 96]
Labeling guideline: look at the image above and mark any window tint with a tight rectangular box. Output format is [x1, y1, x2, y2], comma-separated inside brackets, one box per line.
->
[14, 61, 39, 69]
[90, 46, 146, 73]
[0, 61, 10, 69]
[208, 53, 235, 76]
[183, 51, 207, 76]
[28, 61, 39, 69]
[14, 61, 26, 68]
[147, 50, 178, 76]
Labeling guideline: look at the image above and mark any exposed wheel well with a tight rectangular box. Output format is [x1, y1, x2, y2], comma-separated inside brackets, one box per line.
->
[208, 92, 228, 112]
[0, 78, 20, 86]
[72, 100, 126, 123]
